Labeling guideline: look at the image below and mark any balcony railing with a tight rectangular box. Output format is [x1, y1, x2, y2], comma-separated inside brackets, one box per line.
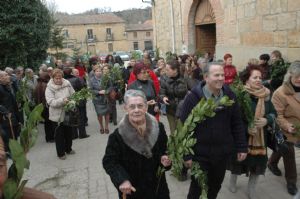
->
[106, 33, 114, 41]
[86, 35, 97, 43]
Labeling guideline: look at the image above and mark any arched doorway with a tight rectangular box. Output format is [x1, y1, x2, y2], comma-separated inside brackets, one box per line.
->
[194, 0, 216, 55]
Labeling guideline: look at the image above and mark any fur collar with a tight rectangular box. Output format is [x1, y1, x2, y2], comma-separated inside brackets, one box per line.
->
[47, 78, 72, 91]
[118, 113, 159, 158]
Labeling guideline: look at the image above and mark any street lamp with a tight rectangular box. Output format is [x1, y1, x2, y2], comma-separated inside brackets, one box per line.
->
[142, 0, 155, 6]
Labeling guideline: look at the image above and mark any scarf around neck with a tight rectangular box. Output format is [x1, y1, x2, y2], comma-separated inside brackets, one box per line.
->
[244, 85, 270, 155]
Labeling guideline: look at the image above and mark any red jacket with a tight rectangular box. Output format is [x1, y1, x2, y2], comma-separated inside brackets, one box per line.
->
[224, 65, 237, 85]
[75, 65, 86, 78]
[128, 70, 160, 95]
[128, 70, 160, 121]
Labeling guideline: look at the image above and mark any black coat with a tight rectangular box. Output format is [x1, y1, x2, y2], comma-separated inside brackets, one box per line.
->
[102, 122, 170, 199]
[128, 79, 158, 116]
[179, 82, 248, 161]
[0, 84, 20, 128]
[159, 75, 188, 115]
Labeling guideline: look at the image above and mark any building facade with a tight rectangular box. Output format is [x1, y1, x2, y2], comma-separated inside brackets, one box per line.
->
[49, 13, 128, 56]
[126, 20, 153, 51]
[152, 0, 300, 68]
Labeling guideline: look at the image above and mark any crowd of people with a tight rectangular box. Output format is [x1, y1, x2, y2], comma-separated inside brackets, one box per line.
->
[1, 49, 300, 199]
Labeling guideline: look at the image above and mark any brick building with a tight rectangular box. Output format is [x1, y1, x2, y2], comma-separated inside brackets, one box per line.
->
[152, 0, 300, 68]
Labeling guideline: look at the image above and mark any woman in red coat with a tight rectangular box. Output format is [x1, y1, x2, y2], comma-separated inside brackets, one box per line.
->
[223, 53, 237, 85]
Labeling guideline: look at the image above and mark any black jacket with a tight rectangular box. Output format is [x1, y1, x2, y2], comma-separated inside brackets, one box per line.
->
[102, 123, 170, 199]
[179, 82, 248, 161]
[0, 84, 20, 127]
[159, 75, 188, 115]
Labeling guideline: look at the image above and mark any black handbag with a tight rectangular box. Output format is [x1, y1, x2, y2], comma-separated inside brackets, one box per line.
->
[63, 107, 80, 127]
[266, 116, 289, 155]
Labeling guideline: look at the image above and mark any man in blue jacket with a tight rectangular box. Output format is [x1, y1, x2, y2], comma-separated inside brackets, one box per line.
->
[179, 62, 248, 199]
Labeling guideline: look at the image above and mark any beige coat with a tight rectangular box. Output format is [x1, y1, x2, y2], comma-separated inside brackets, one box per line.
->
[45, 79, 75, 122]
[271, 82, 300, 143]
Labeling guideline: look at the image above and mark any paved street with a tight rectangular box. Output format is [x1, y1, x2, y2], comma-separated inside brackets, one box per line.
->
[21, 101, 299, 199]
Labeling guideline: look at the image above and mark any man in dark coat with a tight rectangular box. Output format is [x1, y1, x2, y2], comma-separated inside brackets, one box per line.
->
[103, 90, 171, 199]
[0, 70, 21, 152]
[179, 62, 248, 199]
[63, 67, 89, 139]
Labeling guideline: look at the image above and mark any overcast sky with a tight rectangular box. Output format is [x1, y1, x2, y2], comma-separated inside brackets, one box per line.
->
[47, 0, 150, 14]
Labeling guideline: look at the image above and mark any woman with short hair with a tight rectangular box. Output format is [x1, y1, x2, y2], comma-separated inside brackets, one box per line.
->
[45, 69, 75, 160]
[223, 53, 237, 85]
[128, 62, 159, 117]
[89, 65, 112, 134]
[103, 89, 171, 199]
[228, 65, 276, 198]
[268, 61, 300, 196]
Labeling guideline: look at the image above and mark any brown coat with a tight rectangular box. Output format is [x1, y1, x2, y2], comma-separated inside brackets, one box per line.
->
[271, 82, 300, 143]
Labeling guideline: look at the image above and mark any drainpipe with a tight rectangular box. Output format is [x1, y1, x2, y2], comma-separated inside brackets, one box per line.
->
[169, 0, 175, 53]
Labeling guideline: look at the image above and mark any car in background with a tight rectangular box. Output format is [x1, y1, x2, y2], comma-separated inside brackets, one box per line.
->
[129, 50, 143, 60]
[113, 51, 130, 61]
[99, 53, 108, 62]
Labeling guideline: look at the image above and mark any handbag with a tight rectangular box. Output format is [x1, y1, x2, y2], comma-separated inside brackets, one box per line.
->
[63, 107, 80, 127]
[266, 115, 289, 155]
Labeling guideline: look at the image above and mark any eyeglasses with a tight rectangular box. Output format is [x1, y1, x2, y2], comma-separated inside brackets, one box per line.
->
[127, 103, 146, 110]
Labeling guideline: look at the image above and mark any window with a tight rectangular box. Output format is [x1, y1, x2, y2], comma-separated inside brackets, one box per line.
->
[133, 31, 137, 38]
[87, 29, 93, 39]
[68, 42, 74, 49]
[108, 43, 113, 52]
[63, 29, 69, 38]
[133, 42, 139, 50]
[146, 31, 151, 37]
[144, 41, 153, 50]
[106, 28, 111, 35]
[62, 42, 74, 49]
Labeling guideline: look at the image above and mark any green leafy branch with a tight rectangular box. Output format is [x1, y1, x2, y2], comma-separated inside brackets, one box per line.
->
[4, 102, 44, 199]
[64, 88, 94, 111]
[271, 60, 290, 80]
[292, 123, 300, 137]
[100, 68, 124, 94]
[230, 77, 254, 127]
[167, 96, 234, 199]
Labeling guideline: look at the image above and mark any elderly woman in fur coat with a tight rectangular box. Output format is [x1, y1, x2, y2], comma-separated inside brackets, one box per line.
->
[103, 89, 171, 199]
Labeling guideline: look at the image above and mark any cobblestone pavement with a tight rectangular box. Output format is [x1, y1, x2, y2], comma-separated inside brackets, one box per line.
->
[22, 102, 299, 199]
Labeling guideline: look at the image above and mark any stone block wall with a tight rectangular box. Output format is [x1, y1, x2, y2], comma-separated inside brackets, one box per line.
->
[153, 0, 300, 69]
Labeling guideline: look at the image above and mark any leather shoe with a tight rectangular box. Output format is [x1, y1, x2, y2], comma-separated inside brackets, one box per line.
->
[59, 155, 66, 160]
[79, 135, 90, 139]
[268, 163, 282, 176]
[287, 183, 298, 195]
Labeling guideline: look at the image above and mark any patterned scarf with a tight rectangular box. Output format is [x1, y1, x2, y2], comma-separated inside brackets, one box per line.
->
[244, 85, 270, 156]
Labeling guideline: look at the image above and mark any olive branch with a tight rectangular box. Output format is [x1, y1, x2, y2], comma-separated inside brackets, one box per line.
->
[64, 87, 94, 111]
[165, 96, 234, 199]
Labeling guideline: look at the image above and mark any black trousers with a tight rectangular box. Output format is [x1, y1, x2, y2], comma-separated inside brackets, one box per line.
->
[72, 106, 87, 138]
[1, 125, 20, 152]
[44, 119, 53, 142]
[187, 156, 228, 199]
[269, 142, 297, 184]
[53, 122, 73, 157]
[109, 100, 117, 124]
[42, 108, 54, 142]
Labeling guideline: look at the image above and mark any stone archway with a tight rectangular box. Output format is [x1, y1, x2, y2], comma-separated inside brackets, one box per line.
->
[194, 0, 216, 54]
[182, 0, 224, 54]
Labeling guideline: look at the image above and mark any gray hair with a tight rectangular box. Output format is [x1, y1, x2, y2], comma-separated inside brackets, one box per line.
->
[203, 61, 223, 75]
[124, 89, 147, 105]
[25, 68, 33, 74]
[284, 61, 300, 82]
[39, 64, 48, 72]
[4, 67, 14, 75]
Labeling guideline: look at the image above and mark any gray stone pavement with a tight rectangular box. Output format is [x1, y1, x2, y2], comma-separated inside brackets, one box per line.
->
[20, 101, 299, 199]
